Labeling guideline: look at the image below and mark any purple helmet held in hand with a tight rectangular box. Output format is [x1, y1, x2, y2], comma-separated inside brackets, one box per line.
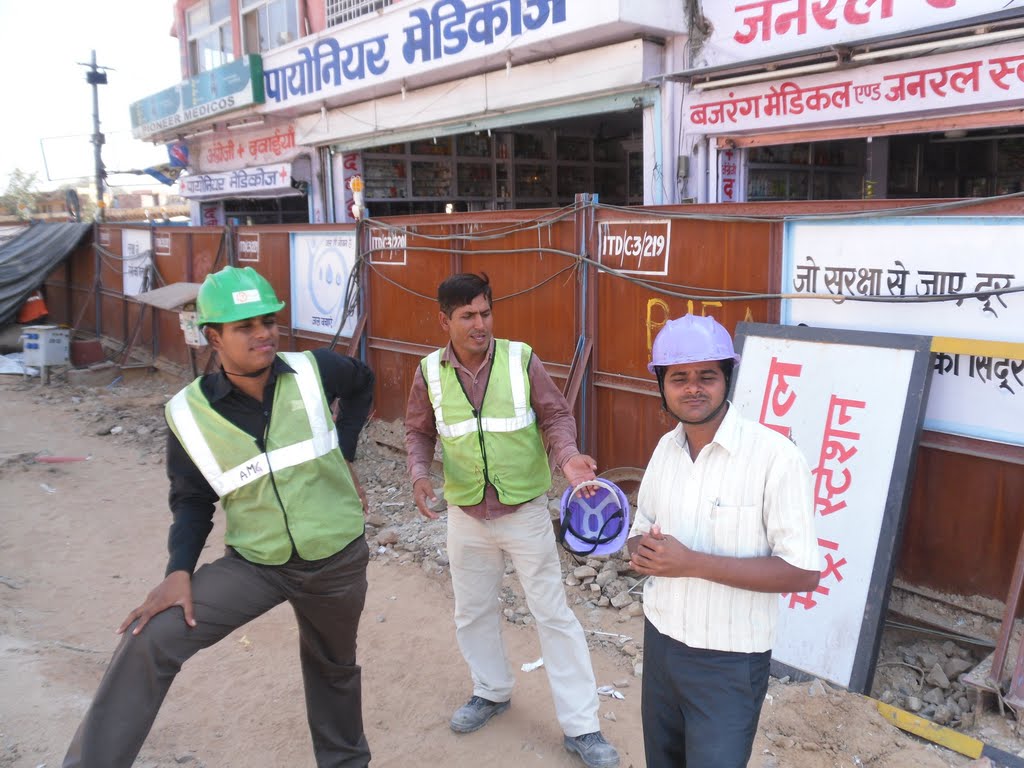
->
[558, 479, 631, 558]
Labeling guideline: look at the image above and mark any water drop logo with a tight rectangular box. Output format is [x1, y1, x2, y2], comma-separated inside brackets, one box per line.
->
[307, 237, 351, 317]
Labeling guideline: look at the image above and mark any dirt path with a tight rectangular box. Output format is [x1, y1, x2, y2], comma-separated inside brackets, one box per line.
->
[0, 374, 985, 767]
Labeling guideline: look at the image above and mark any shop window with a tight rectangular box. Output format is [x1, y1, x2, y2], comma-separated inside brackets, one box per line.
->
[747, 140, 865, 201]
[890, 131, 1024, 199]
[887, 136, 921, 197]
[996, 137, 1024, 195]
[326, 0, 392, 27]
[187, 0, 233, 76]
[243, 0, 299, 54]
[359, 112, 642, 214]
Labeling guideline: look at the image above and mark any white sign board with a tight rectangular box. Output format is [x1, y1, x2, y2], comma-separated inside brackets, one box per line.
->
[121, 229, 153, 297]
[733, 323, 931, 692]
[258, 0, 681, 113]
[686, 41, 1024, 134]
[694, 0, 1023, 69]
[597, 219, 672, 276]
[366, 226, 407, 265]
[197, 126, 300, 172]
[178, 163, 295, 200]
[782, 217, 1024, 446]
[290, 232, 358, 337]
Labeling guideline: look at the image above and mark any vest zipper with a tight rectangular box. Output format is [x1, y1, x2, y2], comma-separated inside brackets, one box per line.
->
[456, 360, 493, 505]
[259, 400, 297, 558]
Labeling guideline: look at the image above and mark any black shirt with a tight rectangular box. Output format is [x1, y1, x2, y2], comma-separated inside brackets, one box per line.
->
[165, 349, 375, 576]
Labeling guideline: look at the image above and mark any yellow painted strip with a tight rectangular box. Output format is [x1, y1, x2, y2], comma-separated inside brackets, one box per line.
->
[876, 701, 984, 759]
[931, 336, 1024, 360]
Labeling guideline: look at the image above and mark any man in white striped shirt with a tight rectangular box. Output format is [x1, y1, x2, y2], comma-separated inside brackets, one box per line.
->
[628, 315, 820, 768]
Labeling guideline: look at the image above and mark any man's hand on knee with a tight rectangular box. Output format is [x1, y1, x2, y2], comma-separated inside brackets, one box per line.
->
[117, 570, 196, 636]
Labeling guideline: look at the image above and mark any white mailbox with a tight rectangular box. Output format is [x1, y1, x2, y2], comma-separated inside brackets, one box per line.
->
[21, 325, 70, 367]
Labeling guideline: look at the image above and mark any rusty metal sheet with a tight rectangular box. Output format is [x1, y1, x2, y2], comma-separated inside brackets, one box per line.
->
[38, 207, 1024, 606]
[897, 445, 1024, 599]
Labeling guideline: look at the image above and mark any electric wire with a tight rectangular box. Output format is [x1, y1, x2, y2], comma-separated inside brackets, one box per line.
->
[358, 238, 1022, 307]
[351, 194, 1024, 308]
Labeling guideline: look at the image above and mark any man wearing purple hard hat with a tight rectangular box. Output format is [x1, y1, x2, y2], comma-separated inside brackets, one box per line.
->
[628, 314, 820, 768]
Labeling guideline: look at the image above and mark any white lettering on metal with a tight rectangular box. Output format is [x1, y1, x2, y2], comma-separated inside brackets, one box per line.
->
[368, 228, 408, 265]
[598, 220, 671, 275]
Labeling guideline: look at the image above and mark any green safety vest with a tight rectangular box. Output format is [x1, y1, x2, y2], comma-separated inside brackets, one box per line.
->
[165, 351, 363, 565]
[422, 339, 551, 506]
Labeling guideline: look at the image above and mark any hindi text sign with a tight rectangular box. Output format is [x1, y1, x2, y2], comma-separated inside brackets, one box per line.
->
[733, 322, 931, 693]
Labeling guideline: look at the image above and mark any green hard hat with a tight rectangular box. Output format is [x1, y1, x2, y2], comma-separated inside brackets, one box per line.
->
[196, 266, 285, 326]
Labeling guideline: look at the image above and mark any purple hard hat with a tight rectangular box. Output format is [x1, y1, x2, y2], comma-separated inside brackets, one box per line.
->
[559, 479, 631, 557]
[647, 314, 740, 374]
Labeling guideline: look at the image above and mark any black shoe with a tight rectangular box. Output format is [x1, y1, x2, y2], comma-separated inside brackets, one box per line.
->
[449, 695, 511, 733]
[564, 731, 620, 768]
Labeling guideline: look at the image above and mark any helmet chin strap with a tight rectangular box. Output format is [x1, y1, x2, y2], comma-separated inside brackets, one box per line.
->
[222, 365, 273, 379]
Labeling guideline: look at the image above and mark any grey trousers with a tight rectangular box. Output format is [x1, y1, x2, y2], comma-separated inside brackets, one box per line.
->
[63, 537, 371, 768]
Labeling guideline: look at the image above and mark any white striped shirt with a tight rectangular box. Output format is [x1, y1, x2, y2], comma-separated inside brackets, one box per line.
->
[631, 404, 819, 653]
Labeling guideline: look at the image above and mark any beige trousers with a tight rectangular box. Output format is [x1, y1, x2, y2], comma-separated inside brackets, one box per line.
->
[447, 495, 600, 737]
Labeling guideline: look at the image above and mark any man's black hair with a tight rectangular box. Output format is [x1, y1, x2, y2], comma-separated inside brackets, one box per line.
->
[438, 272, 492, 317]
[719, 358, 735, 390]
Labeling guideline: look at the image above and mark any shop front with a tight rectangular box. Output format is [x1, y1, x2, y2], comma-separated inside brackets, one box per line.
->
[128, 1, 688, 222]
[333, 92, 647, 218]
[177, 159, 311, 225]
[667, 1, 1024, 203]
[255, 1, 684, 221]
[179, 122, 315, 225]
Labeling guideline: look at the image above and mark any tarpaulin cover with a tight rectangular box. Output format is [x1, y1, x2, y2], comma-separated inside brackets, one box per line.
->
[0, 222, 91, 325]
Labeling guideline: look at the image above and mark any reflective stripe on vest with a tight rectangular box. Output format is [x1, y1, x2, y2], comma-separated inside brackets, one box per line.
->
[166, 352, 338, 497]
[423, 342, 535, 438]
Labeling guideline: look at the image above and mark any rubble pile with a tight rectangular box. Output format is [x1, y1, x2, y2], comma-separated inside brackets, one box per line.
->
[872, 637, 982, 728]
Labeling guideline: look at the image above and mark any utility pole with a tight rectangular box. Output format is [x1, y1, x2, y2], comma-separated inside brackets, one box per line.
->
[80, 50, 109, 222]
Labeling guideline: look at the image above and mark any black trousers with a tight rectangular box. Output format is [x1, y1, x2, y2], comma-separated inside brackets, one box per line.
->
[64, 536, 371, 768]
[641, 618, 771, 768]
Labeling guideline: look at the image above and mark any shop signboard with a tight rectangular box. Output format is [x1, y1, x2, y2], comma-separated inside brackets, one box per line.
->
[198, 126, 300, 172]
[290, 232, 358, 338]
[687, 41, 1024, 134]
[732, 322, 931, 693]
[130, 56, 265, 140]
[259, 0, 679, 113]
[121, 229, 152, 297]
[178, 163, 295, 200]
[782, 217, 1024, 447]
[201, 203, 224, 226]
[719, 146, 742, 202]
[694, 0, 1024, 70]
[597, 219, 671, 276]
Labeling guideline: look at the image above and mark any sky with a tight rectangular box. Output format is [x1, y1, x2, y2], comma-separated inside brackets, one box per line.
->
[0, 0, 183, 194]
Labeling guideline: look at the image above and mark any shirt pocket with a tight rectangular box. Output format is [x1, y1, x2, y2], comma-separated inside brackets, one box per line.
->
[709, 502, 763, 557]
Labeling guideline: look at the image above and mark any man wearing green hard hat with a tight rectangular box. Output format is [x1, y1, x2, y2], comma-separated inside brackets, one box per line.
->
[64, 266, 376, 768]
